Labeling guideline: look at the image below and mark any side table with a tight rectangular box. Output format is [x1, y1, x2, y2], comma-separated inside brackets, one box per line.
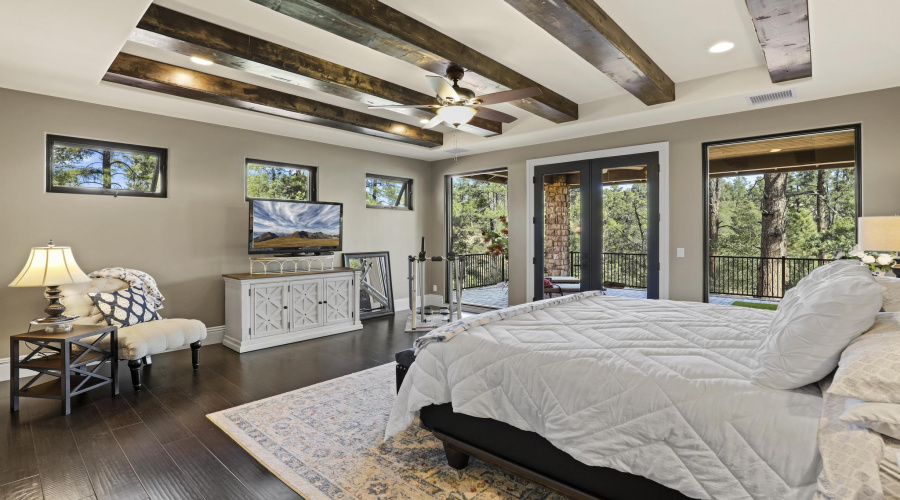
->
[10, 324, 118, 415]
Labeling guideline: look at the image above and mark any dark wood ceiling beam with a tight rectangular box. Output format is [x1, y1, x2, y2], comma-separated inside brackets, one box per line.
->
[129, 5, 500, 137]
[502, 0, 674, 106]
[103, 53, 443, 148]
[709, 145, 854, 176]
[745, 0, 812, 83]
[249, 0, 578, 123]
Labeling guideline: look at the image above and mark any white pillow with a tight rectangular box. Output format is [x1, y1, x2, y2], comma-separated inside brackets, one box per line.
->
[841, 399, 900, 440]
[829, 312, 900, 403]
[752, 264, 883, 390]
[876, 275, 900, 312]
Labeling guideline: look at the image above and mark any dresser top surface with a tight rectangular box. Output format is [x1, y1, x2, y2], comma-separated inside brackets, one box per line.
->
[223, 267, 356, 281]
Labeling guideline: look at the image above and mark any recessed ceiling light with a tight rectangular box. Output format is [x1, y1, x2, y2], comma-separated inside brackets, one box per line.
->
[770, 148, 783, 153]
[708, 42, 735, 54]
[419, 118, 429, 124]
[190, 56, 214, 66]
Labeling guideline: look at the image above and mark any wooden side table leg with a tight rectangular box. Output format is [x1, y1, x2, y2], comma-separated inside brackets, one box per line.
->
[111, 329, 119, 397]
[10, 338, 18, 413]
[62, 340, 71, 416]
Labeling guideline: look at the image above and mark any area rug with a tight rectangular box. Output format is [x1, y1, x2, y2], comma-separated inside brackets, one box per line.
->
[207, 363, 563, 499]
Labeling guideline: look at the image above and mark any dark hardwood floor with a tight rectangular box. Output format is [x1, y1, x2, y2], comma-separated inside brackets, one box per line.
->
[0, 312, 417, 500]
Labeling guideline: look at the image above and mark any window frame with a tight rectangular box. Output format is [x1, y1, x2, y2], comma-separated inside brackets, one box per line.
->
[365, 173, 413, 211]
[700, 123, 862, 303]
[244, 158, 318, 202]
[46, 135, 168, 198]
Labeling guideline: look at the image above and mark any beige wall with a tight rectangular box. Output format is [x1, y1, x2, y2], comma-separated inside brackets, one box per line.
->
[429, 86, 900, 305]
[0, 88, 430, 358]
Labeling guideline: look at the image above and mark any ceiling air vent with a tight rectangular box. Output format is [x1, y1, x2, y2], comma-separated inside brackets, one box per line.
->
[445, 147, 470, 154]
[746, 89, 796, 106]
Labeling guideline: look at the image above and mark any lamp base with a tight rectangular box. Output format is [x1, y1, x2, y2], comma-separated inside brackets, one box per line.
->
[30, 315, 79, 333]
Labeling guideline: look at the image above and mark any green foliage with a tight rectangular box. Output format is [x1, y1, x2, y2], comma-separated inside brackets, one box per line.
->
[366, 177, 408, 207]
[712, 168, 857, 258]
[51, 145, 160, 192]
[450, 177, 508, 255]
[246, 163, 309, 200]
[731, 301, 778, 310]
[602, 183, 649, 253]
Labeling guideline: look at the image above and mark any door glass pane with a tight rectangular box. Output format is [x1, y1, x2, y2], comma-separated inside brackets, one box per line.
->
[542, 171, 582, 298]
[601, 166, 649, 299]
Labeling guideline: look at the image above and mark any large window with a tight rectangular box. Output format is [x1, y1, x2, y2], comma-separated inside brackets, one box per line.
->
[703, 125, 861, 302]
[246, 159, 317, 201]
[366, 174, 412, 210]
[47, 135, 167, 197]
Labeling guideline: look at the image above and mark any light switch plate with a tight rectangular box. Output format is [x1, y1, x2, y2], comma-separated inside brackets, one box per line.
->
[676, 248, 685, 258]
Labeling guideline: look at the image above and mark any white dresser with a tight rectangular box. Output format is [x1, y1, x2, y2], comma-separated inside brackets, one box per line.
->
[222, 268, 362, 353]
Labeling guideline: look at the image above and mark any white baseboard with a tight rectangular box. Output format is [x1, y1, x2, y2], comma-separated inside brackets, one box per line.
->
[0, 325, 225, 382]
[395, 297, 410, 311]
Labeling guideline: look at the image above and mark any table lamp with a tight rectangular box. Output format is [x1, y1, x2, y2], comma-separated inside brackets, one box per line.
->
[9, 240, 91, 332]
[858, 216, 900, 278]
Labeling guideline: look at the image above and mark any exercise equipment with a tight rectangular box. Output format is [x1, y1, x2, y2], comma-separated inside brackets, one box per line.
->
[408, 237, 463, 330]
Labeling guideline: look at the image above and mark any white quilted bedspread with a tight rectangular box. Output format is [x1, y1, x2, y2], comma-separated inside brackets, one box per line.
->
[387, 295, 823, 500]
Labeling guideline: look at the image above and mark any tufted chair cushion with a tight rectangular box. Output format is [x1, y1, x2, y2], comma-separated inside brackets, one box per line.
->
[59, 278, 207, 361]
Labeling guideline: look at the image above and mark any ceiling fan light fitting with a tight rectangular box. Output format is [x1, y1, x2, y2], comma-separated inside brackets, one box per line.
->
[437, 105, 476, 126]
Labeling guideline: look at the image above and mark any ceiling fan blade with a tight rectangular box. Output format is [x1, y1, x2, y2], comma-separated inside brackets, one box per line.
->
[426, 75, 459, 101]
[421, 115, 444, 129]
[368, 104, 437, 109]
[475, 106, 517, 124]
[476, 87, 543, 106]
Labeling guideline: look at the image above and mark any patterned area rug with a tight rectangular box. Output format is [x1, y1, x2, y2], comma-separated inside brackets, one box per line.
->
[207, 363, 563, 499]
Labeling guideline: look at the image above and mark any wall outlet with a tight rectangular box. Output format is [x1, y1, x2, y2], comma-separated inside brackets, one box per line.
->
[676, 248, 685, 258]
[433, 285, 437, 292]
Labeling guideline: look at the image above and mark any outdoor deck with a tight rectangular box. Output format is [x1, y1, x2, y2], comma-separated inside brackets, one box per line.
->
[455, 285, 778, 309]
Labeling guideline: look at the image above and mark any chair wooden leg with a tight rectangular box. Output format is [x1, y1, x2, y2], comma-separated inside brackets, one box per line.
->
[442, 441, 470, 470]
[128, 359, 143, 391]
[190, 341, 201, 370]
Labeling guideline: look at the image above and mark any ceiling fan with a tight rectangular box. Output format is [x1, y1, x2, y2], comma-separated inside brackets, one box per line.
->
[368, 64, 542, 129]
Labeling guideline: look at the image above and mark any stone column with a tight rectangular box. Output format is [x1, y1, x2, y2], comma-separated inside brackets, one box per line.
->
[543, 175, 570, 276]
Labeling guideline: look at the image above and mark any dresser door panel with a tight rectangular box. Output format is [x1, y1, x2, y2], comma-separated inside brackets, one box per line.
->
[251, 283, 289, 337]
[290, 279, 322, 330]
[324, 276, 353, 325]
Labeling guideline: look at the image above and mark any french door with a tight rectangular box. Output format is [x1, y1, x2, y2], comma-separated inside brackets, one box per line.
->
[533, 153, 660, 301]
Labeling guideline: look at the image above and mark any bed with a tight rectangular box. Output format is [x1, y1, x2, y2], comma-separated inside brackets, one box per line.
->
[386, 292, 825, 499]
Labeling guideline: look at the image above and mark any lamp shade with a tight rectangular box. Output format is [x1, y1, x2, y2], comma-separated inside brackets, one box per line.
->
[858, 216, 900, 252]
[9, 243, 90, 287]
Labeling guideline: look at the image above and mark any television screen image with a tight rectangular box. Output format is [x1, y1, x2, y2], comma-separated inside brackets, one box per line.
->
[250, 200, 342, 253]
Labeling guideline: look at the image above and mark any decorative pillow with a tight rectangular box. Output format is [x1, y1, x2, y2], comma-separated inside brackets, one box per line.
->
[840, 399, 900, 440]
[89, 287, 160, 328]
[829, 312, 900, 403]
[752, 264, 883, 390]
[876, 275, 900, 312]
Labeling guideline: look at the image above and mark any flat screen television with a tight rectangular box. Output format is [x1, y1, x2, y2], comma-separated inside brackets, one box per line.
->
[249, 199, 343, 255]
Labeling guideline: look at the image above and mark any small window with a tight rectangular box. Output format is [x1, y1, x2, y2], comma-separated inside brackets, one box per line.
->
[47, 135, 167, 197]
[246, 159, 317, 201]
[366, 174, 412, 210]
